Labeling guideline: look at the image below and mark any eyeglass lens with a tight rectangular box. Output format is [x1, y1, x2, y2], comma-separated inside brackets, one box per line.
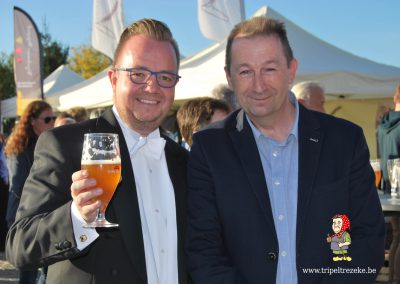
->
[43, 116, 56, 124]
[129, 69, 178, 88]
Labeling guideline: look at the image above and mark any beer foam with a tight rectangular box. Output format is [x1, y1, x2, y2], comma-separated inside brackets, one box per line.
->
[81, 159, 121, 165]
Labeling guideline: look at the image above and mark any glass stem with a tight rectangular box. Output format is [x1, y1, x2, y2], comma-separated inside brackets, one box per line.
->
[96, 208, 106, 222]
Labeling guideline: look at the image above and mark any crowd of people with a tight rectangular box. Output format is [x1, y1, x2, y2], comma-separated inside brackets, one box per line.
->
[0, 15, 396, 284]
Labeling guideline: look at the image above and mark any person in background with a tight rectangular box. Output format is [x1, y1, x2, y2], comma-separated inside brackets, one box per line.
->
[54, 112, 76, 127]
[291, 81, 326, 113]
[176, 97, 231, 149]
[0, 134, 9, 252]
[211, 84, 240, 111]
[186, 16, 385, 283]
[6, 18, 189, 284]
[4, 100, 55, 284]
[67, 106, 88, 122]
[376, 85, 400, 284]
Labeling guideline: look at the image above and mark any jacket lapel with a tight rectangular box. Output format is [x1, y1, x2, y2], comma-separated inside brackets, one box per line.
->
[96, 109, 147, 283]
[296, 106, 323, 247]
[228, 110, 277, 240]
[164, 139, 188, 284]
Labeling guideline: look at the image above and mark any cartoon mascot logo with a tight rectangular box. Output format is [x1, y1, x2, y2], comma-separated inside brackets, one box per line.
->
[326, 214, 352, 261]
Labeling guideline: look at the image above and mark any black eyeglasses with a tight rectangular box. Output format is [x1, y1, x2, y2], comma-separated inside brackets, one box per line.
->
[113, 67, 181, 88]
[39, 116, 56, 124]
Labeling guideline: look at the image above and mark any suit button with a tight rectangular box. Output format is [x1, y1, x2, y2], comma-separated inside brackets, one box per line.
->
[61, 240, 72, 249]
[268, 252, 277, 261]
[111, 268, 119, 276]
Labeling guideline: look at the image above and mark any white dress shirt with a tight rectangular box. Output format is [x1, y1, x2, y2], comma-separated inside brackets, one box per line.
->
[71, 107, 179, 284]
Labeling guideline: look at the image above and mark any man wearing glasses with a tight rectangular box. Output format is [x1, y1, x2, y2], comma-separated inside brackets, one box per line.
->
[6, 18, 188, 284]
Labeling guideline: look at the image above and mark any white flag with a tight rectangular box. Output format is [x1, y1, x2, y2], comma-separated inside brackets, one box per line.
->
[198, 0, 245, 42]
[92, 0, 124, 59]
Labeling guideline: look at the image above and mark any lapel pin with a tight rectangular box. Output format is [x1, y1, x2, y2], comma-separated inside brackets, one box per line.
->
[309, 138, 319, 143]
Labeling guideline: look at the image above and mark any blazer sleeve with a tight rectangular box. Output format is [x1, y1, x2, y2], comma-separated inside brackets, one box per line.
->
[6, 129, 82, 270]
[321, 126, 385, 283]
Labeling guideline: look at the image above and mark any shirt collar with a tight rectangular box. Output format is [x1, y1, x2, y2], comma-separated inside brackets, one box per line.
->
[112, 106, 161, 143]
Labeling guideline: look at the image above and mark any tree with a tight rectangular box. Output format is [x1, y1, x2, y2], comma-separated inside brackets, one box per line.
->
[40, 23, 69, 77]
[0, 53, 15, 100]
[68, 45, 111, 79]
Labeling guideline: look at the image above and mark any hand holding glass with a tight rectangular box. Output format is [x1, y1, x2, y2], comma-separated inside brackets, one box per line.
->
[81, 133, 121, 228]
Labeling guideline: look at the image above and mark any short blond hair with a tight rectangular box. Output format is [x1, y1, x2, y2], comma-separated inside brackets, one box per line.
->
[113, 18, 180, 69]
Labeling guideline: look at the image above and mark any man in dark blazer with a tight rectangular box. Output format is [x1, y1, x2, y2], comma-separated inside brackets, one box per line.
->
[186, 17, 385, 284]
[6, 19, 188, 284]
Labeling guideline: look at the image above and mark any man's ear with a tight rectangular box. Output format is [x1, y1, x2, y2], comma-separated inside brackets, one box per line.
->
[108, 68, 117, 90]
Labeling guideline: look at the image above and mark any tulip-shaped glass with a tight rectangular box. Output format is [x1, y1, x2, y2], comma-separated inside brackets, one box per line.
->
[81, 133, 121, 227]
[387, 158, 400, 200]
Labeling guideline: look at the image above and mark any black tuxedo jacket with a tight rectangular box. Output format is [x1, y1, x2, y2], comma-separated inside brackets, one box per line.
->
[6, 109, 189, 284]
[186, 106, 385, 284]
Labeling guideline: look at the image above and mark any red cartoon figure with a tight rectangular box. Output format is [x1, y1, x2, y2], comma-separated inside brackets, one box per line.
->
[326, 214, 352, 261]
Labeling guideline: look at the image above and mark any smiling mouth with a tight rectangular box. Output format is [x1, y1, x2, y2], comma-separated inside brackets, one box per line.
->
[138, 98, 159, 105]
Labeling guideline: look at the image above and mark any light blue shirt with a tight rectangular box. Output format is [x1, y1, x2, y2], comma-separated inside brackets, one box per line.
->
[247, 92, 299, 284]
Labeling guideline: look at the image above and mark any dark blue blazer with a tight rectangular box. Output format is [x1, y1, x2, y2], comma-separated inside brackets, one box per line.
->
[186, 106, 385, 284]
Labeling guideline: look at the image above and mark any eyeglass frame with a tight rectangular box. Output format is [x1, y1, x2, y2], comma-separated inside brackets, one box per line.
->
[112, 67, 181, 88]
[38, 116, 56, 124]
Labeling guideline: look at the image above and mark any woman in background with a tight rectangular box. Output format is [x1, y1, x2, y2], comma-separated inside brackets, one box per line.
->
[5, 100, 55, 284]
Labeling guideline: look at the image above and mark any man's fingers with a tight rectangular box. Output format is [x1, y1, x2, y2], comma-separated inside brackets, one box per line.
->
[74, 188, 103, 207]
[71, 178, 96, 197]
[71, 170, 89, 182]
[80, 200, 102, 222]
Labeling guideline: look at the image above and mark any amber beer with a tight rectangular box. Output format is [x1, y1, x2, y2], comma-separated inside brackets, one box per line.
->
[370, 159, 381, 189]
[82, 160, 121, 212]
[374, 170, 382, 188]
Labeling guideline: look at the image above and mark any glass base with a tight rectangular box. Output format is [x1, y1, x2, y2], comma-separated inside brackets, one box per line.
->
[83, 220, 119, 228]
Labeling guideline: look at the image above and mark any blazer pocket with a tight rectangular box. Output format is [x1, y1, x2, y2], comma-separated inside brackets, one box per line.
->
[313, 177, 348, 196]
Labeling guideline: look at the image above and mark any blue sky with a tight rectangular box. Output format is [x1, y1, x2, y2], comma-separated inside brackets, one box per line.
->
[1, 0, 399, 68]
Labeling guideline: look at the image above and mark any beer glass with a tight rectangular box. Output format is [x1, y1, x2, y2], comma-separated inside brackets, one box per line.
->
[387, 158, 400, 199]
[81, 133, 121, 227]
[370, 159, 381, 189]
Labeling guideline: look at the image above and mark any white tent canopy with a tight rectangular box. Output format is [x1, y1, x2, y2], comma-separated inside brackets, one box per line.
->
[57, 68, 111, 111]
[176, 6, 400, 101]
[55, 5, 400, 110]
[1, 65, 83, 118]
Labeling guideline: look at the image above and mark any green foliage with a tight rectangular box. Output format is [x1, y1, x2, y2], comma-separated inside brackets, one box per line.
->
[0, 53, 15, 100]
[67, 45, 111, 79]
[40, 23, 69, 77]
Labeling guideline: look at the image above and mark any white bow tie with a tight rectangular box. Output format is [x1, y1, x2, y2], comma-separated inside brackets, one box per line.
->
[130, 136, 166, 160]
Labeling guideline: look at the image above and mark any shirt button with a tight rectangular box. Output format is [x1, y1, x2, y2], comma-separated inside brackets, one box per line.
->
[272, 150, 279, 157]
[274, 180, 281, 186]
[278, 215, 284, 221]
[149, 169, 152, 173]
[161, 249, 165, 253]
[155, 209, 159, 213]
[281, 251, 287, 257]
[268, 252, 277, 261]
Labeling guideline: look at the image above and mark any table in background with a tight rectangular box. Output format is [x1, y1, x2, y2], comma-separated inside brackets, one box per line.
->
[379, 192, 400, 284]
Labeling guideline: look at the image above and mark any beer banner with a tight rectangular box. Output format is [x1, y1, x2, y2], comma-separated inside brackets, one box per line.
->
[198, 0, 245, 42]
[92, 0, 125, 59]
[13, 7, 43, 115]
